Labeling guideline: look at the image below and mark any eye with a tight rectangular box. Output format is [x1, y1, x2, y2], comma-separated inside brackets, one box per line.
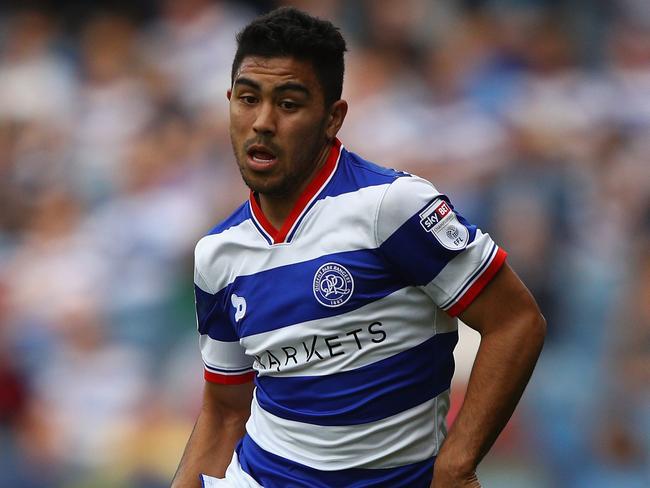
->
[279, 100, 299, 111]
[239, 95, 258, 105]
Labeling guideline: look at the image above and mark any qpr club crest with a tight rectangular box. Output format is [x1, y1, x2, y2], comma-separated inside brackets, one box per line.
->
[313, 262, 354, 308]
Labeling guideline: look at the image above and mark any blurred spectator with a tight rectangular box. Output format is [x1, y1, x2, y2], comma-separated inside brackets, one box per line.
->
[3, 189, 107, 341]
[574, 245, 650, 487]
[142, 0, 253, 112]
[0, 9, 74, 217]
[82, 108, 215, 351]
[70, 13, 153, 200]
[0, 9, 75, 124]
[28, 297, 148, 477]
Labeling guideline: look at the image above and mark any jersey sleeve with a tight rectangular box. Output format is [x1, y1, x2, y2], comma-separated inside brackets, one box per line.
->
[194, 245, 255, 385]
[376, 176, 507, 316]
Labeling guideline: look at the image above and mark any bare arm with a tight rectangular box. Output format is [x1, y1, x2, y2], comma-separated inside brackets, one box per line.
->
[432, 262, 546, 487]
[171, 381, 255, 488]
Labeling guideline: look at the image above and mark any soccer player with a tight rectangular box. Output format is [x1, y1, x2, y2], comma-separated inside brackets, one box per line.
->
[172, 7, 546, 488]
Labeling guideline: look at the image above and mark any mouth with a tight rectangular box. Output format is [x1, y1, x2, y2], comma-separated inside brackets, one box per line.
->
[246, 144, 278, 170]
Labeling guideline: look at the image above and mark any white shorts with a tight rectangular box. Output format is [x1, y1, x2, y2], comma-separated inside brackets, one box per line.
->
[200, 451, 264, 488]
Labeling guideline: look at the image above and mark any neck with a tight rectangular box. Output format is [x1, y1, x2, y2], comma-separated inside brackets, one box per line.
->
[258, 141, 332, 230]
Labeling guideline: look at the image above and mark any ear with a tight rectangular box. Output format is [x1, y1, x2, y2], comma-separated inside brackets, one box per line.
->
[227, 89, 232, 100]
[325, 99, 348, 141]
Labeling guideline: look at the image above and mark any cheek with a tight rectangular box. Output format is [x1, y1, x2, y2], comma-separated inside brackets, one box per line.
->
[229, 106, 251, 135]
[285, 120, 326, 167]
[287, 115, 325, 143]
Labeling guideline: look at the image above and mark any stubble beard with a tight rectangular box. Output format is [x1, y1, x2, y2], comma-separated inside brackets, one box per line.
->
[232, 123, 328, 199]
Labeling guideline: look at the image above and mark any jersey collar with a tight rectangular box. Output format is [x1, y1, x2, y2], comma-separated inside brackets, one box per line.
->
[249, 138, 342, 245]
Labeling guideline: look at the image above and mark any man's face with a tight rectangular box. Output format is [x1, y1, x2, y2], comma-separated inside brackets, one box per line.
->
[228, 56, 332, 198]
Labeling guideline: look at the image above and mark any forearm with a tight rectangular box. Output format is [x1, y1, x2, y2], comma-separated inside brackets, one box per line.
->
[171, 407, 248, 488]
[435, 311, 545, 477]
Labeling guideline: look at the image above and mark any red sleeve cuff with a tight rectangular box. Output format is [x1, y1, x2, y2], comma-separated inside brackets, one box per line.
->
[204, 369, 255, 385]
[446, 247, 507, 317]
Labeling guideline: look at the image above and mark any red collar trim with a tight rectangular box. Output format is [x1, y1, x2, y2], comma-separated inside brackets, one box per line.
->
[249, 139, 341, 245]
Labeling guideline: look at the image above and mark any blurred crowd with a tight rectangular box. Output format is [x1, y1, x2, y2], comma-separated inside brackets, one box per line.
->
[0, 0, 648, 487]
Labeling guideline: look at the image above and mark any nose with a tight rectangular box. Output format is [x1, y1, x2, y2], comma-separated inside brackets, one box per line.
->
[252, 102, 276, 136]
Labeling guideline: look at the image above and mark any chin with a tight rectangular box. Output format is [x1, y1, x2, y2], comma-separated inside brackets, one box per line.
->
[242, 174, 281, 195]
[239, 165, 295, 197]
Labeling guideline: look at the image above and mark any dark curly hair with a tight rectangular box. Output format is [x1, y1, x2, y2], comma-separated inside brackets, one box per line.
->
[231, 7, 347, 107]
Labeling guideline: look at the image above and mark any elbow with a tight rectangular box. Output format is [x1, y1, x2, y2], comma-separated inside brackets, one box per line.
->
[221, 409, 251, 430]
[201, 404, 250, 431]
[529, 309, 547, 350]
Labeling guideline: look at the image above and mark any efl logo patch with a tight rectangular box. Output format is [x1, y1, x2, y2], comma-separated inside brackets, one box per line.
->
[313, 262, 354, 308]
[419, 199, 469, 250]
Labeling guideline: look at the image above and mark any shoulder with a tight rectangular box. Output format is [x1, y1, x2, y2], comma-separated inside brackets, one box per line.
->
[343, 148, 409, 181]
[194, 201, 251, 288]
[376, 174, 444, 244]
[380, 174, 442, 208]
[326, 146, 410, 197]
[205, 201, 251, 237]
[196, 201, 251, 256]
[332, 145, 445, 242]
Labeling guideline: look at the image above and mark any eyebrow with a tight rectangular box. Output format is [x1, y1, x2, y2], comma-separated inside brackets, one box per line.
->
[234, 77, 310, 96]
[275, 82, 310, 96]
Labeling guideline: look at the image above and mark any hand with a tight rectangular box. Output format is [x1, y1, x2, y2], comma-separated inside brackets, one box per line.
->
[430, 463, 481, 488]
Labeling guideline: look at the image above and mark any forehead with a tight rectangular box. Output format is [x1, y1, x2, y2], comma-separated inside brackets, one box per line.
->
[234, 56, 320, 89]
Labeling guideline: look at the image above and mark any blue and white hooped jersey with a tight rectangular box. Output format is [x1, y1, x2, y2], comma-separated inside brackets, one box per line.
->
[194, 139, 507, 487]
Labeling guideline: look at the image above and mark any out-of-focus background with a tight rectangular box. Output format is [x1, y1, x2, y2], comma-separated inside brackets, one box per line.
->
[0, 0, 648, 486]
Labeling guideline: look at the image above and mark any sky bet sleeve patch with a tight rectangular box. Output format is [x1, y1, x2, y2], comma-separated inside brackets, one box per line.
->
[419, 199, 469, 251]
